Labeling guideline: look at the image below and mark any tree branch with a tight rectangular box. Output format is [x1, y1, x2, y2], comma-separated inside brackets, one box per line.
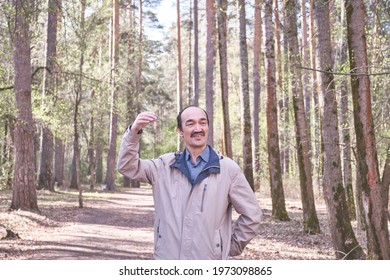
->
[297, 66, 390, 76]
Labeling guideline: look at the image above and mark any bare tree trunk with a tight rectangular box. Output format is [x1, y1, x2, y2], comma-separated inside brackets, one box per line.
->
[136, 0, 143, 114]
[95, 141, 103, 184]
[274, 0, 291, 175]
[88, 89, 96, 191]
[70, 0, 86, 208]
[217, 0, 232, 158]
[105, 0, 120, 191]
[187, 0, 193, 105]
[382, 144, 389, 220]
[309, 0, 321, 190]
[301, 0, 311, 143]
[285, 0, 320, 234]
[205, 0, 215, 147]
[193, 0, 199, 106]
[124, 1, 140, 188]
[345, 0, 389, 259]
[10, 0, 39, 212]
[338, 3, 356, 220]
[176, 0, 183, 150]
[238, 0, 254, 190]
[38, 0, 58, 192]
[54, 137, 64, 187]
[314, 0, 364, 259]
[252, 0, 262, 191]
[6, 117, 15, 190]
[264, 0, 289, 220]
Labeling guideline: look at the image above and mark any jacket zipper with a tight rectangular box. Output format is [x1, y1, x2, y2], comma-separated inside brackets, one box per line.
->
[193, 165, 220, 183]
[200, 184, 207, 212]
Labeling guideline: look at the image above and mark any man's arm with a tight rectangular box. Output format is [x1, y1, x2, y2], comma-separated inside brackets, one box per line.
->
[117, 112, 158, 184]
[228, 170, 262, 257]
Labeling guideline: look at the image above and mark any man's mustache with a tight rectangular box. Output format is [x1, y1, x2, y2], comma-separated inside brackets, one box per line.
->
[191, 131, 205, 137]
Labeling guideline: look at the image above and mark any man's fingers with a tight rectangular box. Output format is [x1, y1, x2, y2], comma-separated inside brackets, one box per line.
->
[131, 112, 158, 132]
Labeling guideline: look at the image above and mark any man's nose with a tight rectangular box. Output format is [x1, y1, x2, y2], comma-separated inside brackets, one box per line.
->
[194, 123, 201, 131]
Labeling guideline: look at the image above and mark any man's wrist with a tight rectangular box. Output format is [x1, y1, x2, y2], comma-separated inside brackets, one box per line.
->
[127, 125, 143, 134]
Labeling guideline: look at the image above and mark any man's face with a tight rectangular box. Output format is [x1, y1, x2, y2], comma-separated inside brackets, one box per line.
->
[178, 107, 209, 150]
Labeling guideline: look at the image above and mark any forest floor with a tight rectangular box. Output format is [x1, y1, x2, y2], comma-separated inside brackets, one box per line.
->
[0, 185, 369, 260]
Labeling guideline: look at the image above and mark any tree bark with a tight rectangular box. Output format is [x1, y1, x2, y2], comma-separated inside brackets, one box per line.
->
[315, 0, 364, 259]
[205, 0, 215, 147]
[88, 89, 96, 191]
[264, 0, 289, 220]
[238, 0, 254, 190]
[10, 0, 39, 212]
[338, 3, 356, 220]
[38, 0, 58, 192]
[252, 0, 262, 191]
[309, 0, 321, 189]
[345, 0, 389, 259]
[285, 0, 320, 234]
[274, 0, 287, 175]
[193, 0, 199, 106]
[217, 0, 232, 158]
[105, 0, 120, 191]
[176, 0, 183, 150]
[54, 137, 64, 187]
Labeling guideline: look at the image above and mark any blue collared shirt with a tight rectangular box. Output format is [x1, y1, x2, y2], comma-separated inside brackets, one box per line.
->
[185, 146, 210, 183]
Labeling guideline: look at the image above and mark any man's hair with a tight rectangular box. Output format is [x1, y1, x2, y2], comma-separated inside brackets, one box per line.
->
[177, 105, 209, 131]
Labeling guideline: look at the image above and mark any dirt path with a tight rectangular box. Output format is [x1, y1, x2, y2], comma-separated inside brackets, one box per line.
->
[0, 187, 341, 260]
[0, 188, 155, 260]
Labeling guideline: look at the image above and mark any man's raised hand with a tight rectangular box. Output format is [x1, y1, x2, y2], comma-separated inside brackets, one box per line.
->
[131, 112, 158, 133]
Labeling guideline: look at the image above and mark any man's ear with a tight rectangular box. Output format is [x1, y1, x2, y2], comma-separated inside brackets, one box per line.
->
[177, 127, 183, 136]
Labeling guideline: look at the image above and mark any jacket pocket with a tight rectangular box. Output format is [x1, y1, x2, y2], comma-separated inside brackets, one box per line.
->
[213, 229, 223, 259]
[200, 184, 207, 212]
[154, 219, 162, 251]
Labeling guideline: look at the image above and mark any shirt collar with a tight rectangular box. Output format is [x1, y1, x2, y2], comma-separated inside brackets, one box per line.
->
[185, 146, 210, 164]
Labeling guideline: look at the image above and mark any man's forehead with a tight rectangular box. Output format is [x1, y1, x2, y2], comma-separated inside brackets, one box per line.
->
[182, 107, 207, 120]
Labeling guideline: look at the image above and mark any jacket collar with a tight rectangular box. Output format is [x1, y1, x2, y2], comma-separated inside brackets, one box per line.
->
[171, 145, 221, 187]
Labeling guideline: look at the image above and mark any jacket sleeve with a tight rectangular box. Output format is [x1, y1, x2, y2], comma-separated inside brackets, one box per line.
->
[117, 128, 158, 185]
[228, 168, 262, 257]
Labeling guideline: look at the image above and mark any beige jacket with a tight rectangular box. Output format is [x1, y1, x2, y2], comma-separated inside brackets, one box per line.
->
[117, 129, 262, 260]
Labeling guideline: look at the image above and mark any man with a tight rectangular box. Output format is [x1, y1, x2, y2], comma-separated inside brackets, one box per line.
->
[117, 106, 262, 260]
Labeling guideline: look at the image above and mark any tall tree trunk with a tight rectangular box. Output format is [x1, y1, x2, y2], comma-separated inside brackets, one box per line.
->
[10, 0, 39, 212]
[301, 0, 311, 143]
[285, 0, 320, 234]
[205, 0, 215, 147]
[6, 116, 15, 190]
[252, 0, 262, 191]
[193, 0, 199, 106]
[124, 1, 140, 188]
[136, 0, 143, 114]
[314, 0, 364, 259]
[338, 3, 355, 220]
[88, 89, 96, 190]
[217, 0, 232, 158]
[187, 0, 193, 105]
[382, 144, 389, 220]
[38, 0, 58, 192]
[264, 0, 289, 220]
[238, 0, 254, 190]
[105, 0, 120, 191]
[69, 0, 86, 208]
[345, 0, 390, 259]
[95, 141, 103, 184]
[54, 137, 64, 187]
[274, 0, 286, 175]
[176, 0, 183, 150]
[309, 0, 321, 190]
